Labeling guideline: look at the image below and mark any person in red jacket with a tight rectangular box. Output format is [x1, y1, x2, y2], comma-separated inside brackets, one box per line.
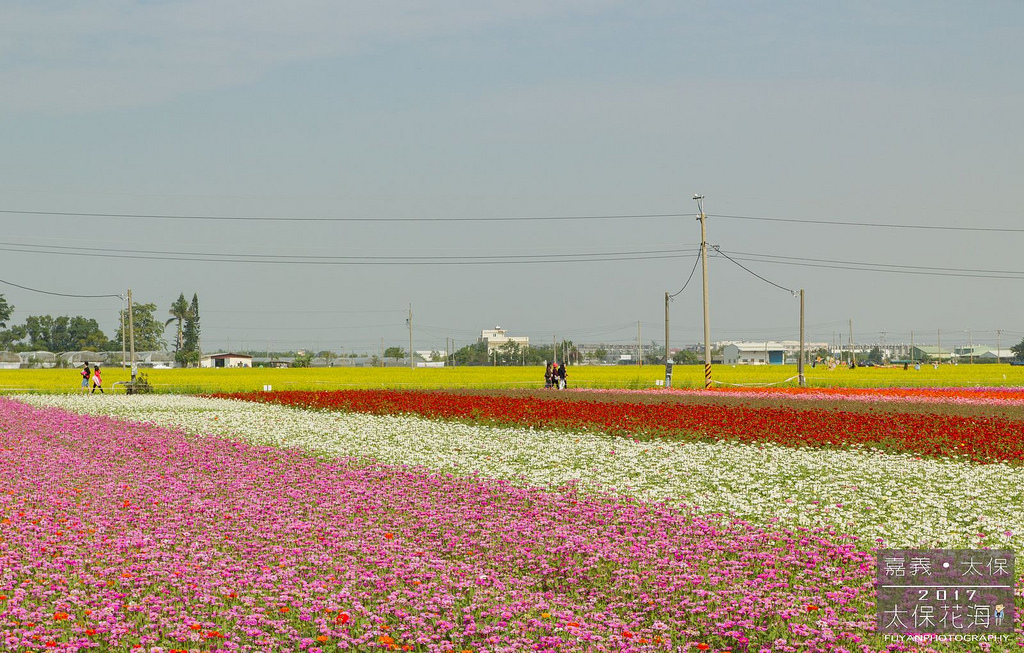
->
[90, 365, 104, 394]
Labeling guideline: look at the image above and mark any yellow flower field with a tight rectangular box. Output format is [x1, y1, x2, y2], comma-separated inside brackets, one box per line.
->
[1, 362, 1022, 393]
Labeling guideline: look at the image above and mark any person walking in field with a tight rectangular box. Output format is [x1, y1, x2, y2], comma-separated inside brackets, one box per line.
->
[90, 364, 104, 394]
[80, 363, 91, 392]
[557, 362, 567, 389]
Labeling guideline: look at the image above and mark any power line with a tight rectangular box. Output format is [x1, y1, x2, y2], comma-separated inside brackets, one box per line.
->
[725, 250, 1024, 280]
[712, 247, 795, 294]
[668, 250, 701, 299]
[0, 277, 122, 299]
[0, 242, 698, 266]
[711, 213, 1024, 234]
[1, 208, 684, 223]
[5, 206, 1022, 232]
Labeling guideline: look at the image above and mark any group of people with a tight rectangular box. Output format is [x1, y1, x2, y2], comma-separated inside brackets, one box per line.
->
[80, 363, 103, 393]
[544, 362, 567, 389]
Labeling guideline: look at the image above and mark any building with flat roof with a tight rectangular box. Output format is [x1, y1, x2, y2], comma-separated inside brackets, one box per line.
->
[480, 326, 529, 354]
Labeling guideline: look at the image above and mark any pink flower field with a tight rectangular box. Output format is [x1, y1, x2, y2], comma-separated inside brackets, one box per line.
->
[0, 397, 887, 652]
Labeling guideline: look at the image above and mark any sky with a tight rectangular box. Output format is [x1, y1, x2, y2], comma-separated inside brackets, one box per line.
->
[1, 1, 1023, 355]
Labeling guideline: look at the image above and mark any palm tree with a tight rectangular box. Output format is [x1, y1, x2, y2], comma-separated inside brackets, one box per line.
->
[165, 293, 192, 354]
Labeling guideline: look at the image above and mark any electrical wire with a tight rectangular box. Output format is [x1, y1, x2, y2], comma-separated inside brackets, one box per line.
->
[712, 247, 795, 294]
[0, 242, 698, 266]
[724, 250, 1024, 280]
[0, 278, 122, 299]
[668, 250, 701, 298]
[0, 209, 685, 223]
[711, 213, 1024, 234]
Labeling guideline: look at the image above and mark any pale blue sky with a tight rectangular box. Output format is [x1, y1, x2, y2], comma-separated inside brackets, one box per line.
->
[2, 1, 1023, 353]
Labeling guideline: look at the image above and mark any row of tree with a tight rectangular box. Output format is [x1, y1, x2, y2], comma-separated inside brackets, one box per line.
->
[0, 292, 202, 365]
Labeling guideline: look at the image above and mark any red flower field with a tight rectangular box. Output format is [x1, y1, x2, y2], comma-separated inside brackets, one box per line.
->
[215, 389, 1024, 465]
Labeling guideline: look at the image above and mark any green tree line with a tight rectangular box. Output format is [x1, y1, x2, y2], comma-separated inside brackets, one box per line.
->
[0, 293, 201, 364]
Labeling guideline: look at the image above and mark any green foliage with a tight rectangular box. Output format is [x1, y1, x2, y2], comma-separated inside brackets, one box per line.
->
[166, 293, 191, 355]
[116, 302, 166, 351]
[292, 352, 314, 368]
[181, 294, 201, 365]
[127, 371, 154, 394]
[383, 346, 406, 361]
[868, 346, 884, 364]
[453, 341, 490, 365]
[18, 315, 108, 352]
[673, 349, 700, 365]
[1012, 338, 1024, 361]
[0, 325, 26, 351]
[0, 295, 12, 329]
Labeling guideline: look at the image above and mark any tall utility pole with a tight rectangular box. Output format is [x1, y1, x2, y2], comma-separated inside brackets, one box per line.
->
[120, 296, 127, 369]
[849, 319, 855, 365]
[127, 288, 136, 388]
[937, 329, 941, 363]
[694, 194, 711, 388]
[637, 320, 642, 367]
[664, 292, 671, 387]
[407, 304, 413, 370]
[969, 328, 974, 365]
[997, 329, 1002, 363]
[798, 289, 805, 386]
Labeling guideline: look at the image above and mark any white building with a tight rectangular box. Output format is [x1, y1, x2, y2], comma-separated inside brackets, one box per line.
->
[480, 326, 529, 354]
[200, 353, 253, 368]
[722, 342, 787, 365]
[0, 352, 20, 369]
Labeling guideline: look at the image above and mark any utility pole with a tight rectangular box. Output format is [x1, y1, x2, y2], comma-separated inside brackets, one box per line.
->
[120, 296, 127, 370]
[407, 304, 414, 370]
[694, 194, 711, 388]
[998, 329, 1002, 363]
[910, 330, 915, 363]
[664, 292, 672, 388]
[127, 288, 136, 390]
[798, 289, 805, 386]
[937, 329, 941, 363]
[969, 328, 974, 365]
[380, 337, 384, 367]
[849, 319, 855, 366]
[637, 320, 642, 367]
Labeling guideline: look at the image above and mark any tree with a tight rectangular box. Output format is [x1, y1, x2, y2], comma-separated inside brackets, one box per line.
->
[0, 295, 12, 329]
[673, 350, 700, 365]
[165, 293, 192, 355]
[0, 325, 26, 351]
[495, 339, 522, 365]
[115, 302, 166, 351]
[181, 294, 201, 366]
[384, 346, 406, 362]
[292, 352, 313, 368]
[644, 340, 664, 365]
[1011, 338, 1024, 362]
[592, 347, 608, 364]
[868, 346, 883, 364]
[453, 341, 489, 366]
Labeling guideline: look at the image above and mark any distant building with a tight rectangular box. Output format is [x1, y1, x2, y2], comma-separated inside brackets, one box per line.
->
[200, 353, 253, 368]
[911, 346, 955, 362]
[0, 352, 20, 370]
[480, 326, 529, 354]
[722, 342, 787, 365]
[60, 351, 108, 366]
[18, 351, 57, 368]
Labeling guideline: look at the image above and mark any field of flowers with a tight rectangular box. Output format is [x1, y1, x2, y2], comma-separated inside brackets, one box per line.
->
[7, 386, 1024, 651]
[3, 362, 1024, 394]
